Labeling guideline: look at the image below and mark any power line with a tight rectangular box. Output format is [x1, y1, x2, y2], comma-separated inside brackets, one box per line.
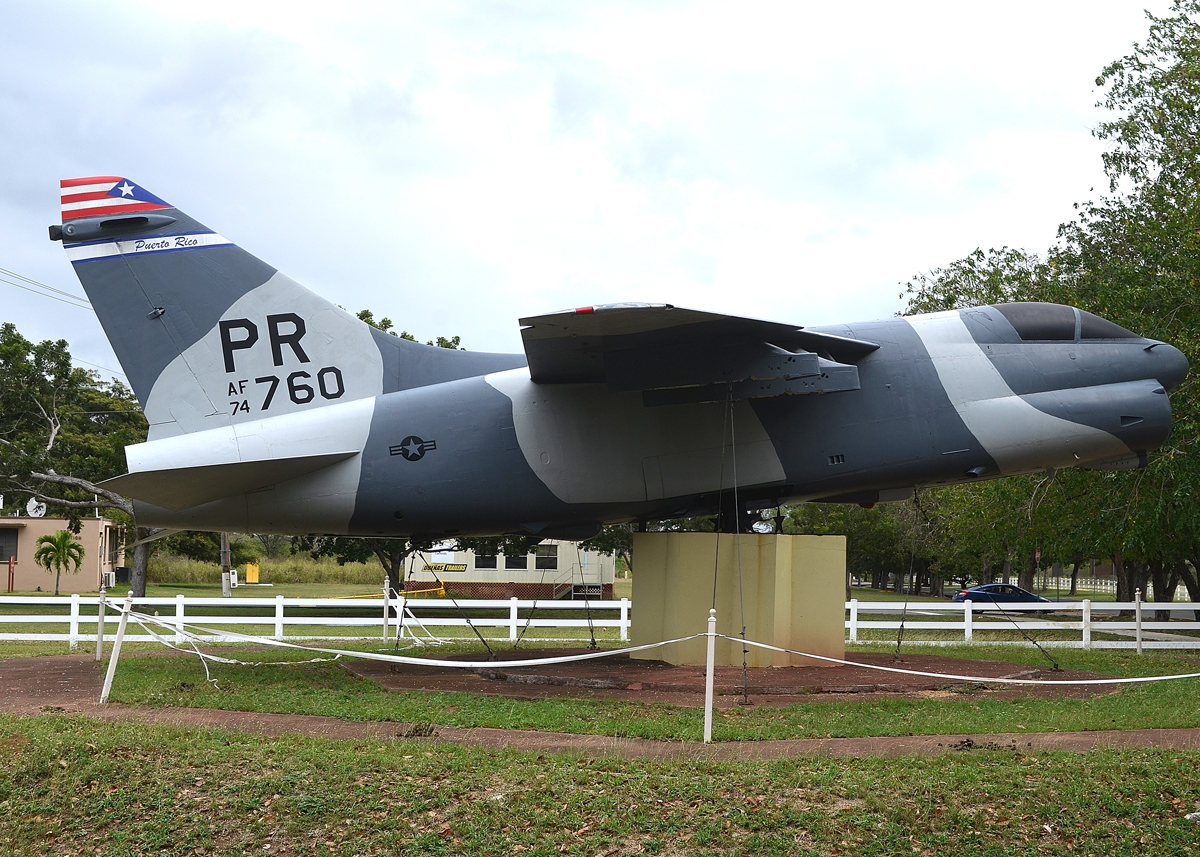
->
[73, 357, 127, 379]
[0, 265, 89, 304]
[0, 263, 124, 377]
[0, 273, 91, 310]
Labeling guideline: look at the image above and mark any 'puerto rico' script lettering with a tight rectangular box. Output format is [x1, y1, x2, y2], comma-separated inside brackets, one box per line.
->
[131, 235, 201, 253]
[132, 238, 172, 252]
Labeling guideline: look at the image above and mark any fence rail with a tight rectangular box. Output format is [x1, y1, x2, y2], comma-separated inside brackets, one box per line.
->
[0, 594, 631, 647]
[4, 595, 1199, 652]
[846, 599, 1200, 649]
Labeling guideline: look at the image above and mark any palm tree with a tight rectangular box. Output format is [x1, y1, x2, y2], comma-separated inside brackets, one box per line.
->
[33, 530, 86, 596]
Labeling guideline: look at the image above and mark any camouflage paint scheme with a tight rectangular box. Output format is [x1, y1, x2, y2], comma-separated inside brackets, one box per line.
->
[53, 177, 1189, 541]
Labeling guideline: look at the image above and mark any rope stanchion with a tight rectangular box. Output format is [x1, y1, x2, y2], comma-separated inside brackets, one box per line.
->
[99, 592, 132, 704]
[703, 608, 717, 744]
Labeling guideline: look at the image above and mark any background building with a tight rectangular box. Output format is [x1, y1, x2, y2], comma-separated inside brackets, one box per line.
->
[0, 515, 124, 594]
[403, 540, 616, 599]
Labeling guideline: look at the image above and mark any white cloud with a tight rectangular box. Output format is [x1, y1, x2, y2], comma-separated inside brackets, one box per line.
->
[0, 0, 1172, 376]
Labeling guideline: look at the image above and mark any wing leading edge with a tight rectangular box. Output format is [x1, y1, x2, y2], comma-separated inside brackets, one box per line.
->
[519, 303, 879, 405]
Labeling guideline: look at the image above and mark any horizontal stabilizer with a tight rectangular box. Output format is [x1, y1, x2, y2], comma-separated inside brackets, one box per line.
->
[101, 451, 359, 511]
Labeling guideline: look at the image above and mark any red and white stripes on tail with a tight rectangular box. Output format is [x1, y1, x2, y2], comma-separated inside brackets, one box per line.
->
[60, 176, 173, 222]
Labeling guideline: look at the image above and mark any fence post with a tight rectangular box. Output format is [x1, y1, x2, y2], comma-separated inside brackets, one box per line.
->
[175, 593, 185, 644]
[68, 593, 80, 651]
[274, 595, 285, 640]
[1135, 588, 1143, 655]
[849, 598, 858, 643]
[95, 589, 106, 661]
[703, 608, 717, 744]
[509, 597, 519, 642]
[382, 577, 390, 641]
[620, 597, 630, 642]
[1082, 599, 1092, 649]
[964, 599, 973, 643]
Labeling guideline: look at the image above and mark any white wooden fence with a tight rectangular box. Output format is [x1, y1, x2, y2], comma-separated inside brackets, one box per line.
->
[5, 594, 1199, 652]
[0, 594, 631, 647]
[846, 599, 1200, 649]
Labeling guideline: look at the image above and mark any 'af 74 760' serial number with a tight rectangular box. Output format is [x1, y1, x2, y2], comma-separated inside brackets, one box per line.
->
[227, 367, 345, 414]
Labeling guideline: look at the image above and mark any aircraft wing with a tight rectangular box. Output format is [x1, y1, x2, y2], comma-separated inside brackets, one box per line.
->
[519, 303, 879, 405]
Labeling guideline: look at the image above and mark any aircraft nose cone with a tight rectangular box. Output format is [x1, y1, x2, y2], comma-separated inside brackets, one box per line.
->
[1151, 342, 1189, 392]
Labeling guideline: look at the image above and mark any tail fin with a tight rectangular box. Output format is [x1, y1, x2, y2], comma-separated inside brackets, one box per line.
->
[53, 176, 524, 441]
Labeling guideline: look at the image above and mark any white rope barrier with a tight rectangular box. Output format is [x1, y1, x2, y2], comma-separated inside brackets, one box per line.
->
[101, 607, 1200, 751]
[120, 609, 704, 670]
[721, 635, 1200, 686]
[127, 613, 345, 690]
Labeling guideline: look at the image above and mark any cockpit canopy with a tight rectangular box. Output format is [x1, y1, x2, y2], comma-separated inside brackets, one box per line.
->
[993, 302, 1139, 342]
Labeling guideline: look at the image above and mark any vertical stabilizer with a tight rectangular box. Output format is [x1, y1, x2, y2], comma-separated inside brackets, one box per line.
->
[54, 176, 527, 442]
[56, 176, 385, 440]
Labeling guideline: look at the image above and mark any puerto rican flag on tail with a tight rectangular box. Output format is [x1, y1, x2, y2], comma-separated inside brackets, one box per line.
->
[60, 176, 173, 221]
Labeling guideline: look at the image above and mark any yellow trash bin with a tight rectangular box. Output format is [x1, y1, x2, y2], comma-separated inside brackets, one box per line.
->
[245, 563, 260, 584]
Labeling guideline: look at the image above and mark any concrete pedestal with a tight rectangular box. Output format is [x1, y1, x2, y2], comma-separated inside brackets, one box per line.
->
[630, 532, 845, 667]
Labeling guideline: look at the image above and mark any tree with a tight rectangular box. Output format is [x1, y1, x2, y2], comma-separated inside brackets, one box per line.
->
[33, 529, 86, 596]
[1092, 0, 1200, 197]
[356, 309, 463, 348]
[1046, 1, 1200, 608]
[0, 323, 154, 594]
[356, 309, 400, 336]
[581, 524, 635, 575]
[253, 533, 291, 559]
[785, 500, 938, 595]
[895, 3, 1200, 608]
[900, 247, 1051, 313]
[293, 534, 436, 594]
[427, 335, 463, 350]
[163, 531, 261, 568]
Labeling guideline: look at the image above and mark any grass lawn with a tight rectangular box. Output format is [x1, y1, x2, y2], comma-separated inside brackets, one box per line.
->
[51, 639, 1191, 743]
[2, 639, 1199, 854]
[0, 713, 1198, 856]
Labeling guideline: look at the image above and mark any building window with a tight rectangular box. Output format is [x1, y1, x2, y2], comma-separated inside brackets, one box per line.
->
[534, 544, 558, 570]
[474, 554, 497, 569]
[0, 529, 16, 562]
[504, 553, 529, 570]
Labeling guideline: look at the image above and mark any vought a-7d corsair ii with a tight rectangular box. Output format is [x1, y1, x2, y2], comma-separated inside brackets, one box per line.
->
[51, 176, 1189, 541]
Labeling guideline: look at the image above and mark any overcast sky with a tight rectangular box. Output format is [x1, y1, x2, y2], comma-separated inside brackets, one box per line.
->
[0, 1, 1171, 381]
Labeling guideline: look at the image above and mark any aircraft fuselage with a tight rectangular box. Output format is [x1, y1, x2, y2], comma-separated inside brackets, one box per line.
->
[52, 177, 1186, 540]
[127, 306, 1184, 539]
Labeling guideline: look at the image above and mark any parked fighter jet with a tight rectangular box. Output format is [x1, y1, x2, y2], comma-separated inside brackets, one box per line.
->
[51, 176, 1189, 539]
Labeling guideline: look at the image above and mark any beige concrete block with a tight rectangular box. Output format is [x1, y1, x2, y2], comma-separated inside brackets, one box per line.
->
[630, 532, 845, 667]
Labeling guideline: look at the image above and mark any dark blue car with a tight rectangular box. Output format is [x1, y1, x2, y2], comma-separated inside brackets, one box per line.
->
[952, 583, 1051, 604]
